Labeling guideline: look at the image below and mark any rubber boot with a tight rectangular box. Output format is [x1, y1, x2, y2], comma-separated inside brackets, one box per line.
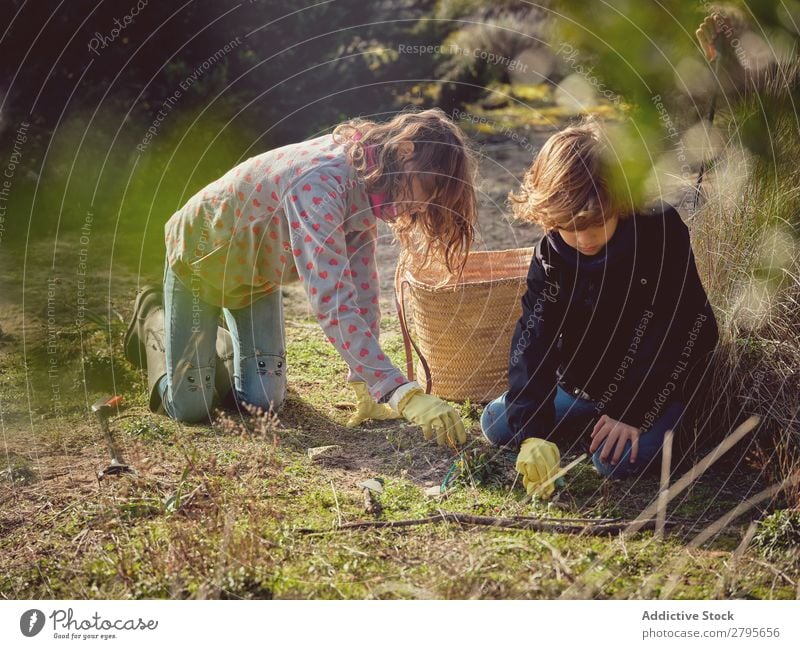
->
[128, 286, 235, 415]
[142, 305, 168, 415]
[214, 325, 236, 409]
[124, 285, 164, 369]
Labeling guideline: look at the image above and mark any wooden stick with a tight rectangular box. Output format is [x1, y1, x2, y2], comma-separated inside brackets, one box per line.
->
[330, 479, 342, 528]
[625, 415, 760, 536]
[511, 515, 623, 524]
[656, 429, 674, 539]
[297, 511, 683, 537]
[660, 473, 800, 599]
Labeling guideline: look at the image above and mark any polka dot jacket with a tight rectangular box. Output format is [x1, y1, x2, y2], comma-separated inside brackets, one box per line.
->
[164, 133, 409, 401]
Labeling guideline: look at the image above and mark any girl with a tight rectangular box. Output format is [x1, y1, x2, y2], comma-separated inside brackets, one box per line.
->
[125, 108, 477, 447]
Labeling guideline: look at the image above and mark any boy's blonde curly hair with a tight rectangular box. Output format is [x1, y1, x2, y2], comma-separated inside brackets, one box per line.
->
[509, 115, 628, 232]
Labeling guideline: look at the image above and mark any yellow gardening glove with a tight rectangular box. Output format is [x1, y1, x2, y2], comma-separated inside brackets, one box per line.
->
[396, 387, 467, 447]
[345, 381, 403, 428]
[515, 437, 561, 499]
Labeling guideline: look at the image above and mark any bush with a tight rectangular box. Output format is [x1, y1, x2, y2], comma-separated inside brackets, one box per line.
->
[691, 61, 800, 505]
[752, 509, 800, 560]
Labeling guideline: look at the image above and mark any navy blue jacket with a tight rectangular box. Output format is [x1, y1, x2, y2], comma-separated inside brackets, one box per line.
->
[506, 202, 718, 443]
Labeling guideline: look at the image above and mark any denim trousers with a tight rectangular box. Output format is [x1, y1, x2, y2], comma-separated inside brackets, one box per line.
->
[480, 386, 685, 479]
[158, 259, 288, 422]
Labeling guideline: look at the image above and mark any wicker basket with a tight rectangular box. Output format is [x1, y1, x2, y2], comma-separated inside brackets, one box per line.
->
[394, 246, 534, 403]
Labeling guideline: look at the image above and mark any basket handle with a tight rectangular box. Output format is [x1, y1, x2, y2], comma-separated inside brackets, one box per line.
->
[393, 263, 432, 394]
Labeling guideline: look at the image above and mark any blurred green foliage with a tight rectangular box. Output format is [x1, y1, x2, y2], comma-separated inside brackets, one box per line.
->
[0, 0, 454, 268]
[2, 0, 797, 266]
[552, 0, 800, 209]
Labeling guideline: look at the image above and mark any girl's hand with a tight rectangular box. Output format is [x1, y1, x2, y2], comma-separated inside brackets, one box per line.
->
[396, 388, 466, 448]
[589, 415, 641, 465]
[345, 381, 402, 428]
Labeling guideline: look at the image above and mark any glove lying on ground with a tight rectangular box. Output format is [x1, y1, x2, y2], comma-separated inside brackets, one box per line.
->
[396, 387, 467, 447]
[345, 381, 403, 428]
[515, 437, 561, 499]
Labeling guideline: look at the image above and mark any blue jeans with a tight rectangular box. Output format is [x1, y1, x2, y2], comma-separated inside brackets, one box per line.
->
[480, 386, 685, 479]
[159, 260, 288, 423]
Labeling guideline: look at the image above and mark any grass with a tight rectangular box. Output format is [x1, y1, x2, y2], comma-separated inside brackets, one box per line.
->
[465, 82, 626, 129]
[1, 235, 798, 600]
[691, 62, 800, 507]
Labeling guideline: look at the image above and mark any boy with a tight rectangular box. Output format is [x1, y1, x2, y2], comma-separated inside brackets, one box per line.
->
[480, 118, 718, 496]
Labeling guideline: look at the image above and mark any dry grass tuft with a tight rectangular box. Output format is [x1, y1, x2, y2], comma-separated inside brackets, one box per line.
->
[691, 61, 800, 505]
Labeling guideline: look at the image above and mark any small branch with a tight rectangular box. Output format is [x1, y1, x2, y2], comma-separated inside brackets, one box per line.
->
[511, 515, 622, 524]
[656, 429, 675, 539]
[330, 479, 342, 527]
[750, 560, 797, 587]
[533, 536, 576, 583]
[297, 511, 681, 537]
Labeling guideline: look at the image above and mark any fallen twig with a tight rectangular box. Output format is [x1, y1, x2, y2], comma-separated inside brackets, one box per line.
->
[751, 559, 797, 587]
[533, 536, 576, 583]
[511, 515, 623, 524]
[330, 479, 342, 527]
[297, 511, 684, 537]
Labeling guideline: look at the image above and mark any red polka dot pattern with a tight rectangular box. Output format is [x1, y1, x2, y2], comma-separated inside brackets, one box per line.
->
[163, 133, 407, 400]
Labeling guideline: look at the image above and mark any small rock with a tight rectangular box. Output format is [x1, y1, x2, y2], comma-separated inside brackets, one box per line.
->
[424, 485, 450, 500]
[306, 445, 342, 461]
[0, 466, 36, 484]
[357, 478, 384, 494]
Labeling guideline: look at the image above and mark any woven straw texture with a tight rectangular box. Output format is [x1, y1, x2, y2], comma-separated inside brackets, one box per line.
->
[395, 246, 534, 403]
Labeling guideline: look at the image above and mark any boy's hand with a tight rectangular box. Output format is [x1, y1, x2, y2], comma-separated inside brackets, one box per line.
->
[696, 13, 724, 62]
[515, 437, 561, 498]
[590, 415, 640, 465]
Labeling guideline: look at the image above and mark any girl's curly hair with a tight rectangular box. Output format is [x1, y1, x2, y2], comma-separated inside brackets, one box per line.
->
[333, 108, 478, 277]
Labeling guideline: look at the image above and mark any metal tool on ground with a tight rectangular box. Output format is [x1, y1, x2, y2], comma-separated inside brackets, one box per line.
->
[438, 447, 570, 499]
[357, 478, 384, 515]
[92, 395, 136, 480]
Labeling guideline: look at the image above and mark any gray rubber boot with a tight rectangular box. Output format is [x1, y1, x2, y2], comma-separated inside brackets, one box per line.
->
[142, 305, 168, 415]
[214, 325, 236, 408]
[124, 285, 164, 369]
